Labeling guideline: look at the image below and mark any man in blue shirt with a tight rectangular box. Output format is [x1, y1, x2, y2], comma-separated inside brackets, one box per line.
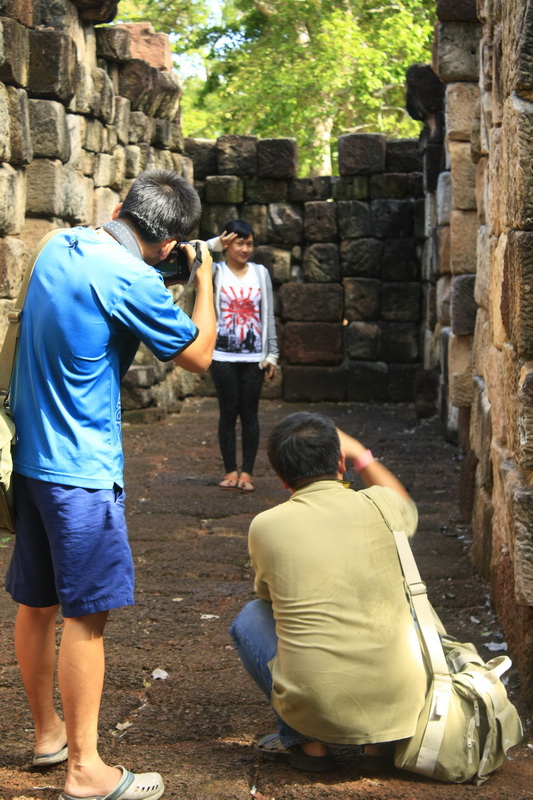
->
[5, 170, 216, 800]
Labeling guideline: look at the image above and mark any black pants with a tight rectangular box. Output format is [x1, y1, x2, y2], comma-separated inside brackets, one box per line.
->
[210, 360, 265, 475]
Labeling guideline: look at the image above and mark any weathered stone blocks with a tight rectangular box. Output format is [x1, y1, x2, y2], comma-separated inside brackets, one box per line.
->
[302, 243, 340, 282]
[289, 177, 331, 202]
[0, 233, 28, 299]
[279, 283, 343, 322]
[29, 99, 70, 162]
[501, 94, 533, 231]
[448, 332, 474, 407]
[216, 134, 257, 176]
[346, 360, 388, 401]
[0, 162, 24, 234]
[253, 245, 291, 284]
[0, 83, 10, 162]
[340, 238, 382, 277]
[267, 203, 303, 244]
[337, 200, 371, 239]
[382, 238, 420, 281]
[282, 365, 346, 402]
[184, 137, 216, 180]
[304, 201, 337, 242]
[448, 140, 476, 210]
[343, 277, 380, 321]
[338, 133, 386, 176]
[245, 177, 288, 204]
[345, 321, 379, 360]
[331, 175, 369, 201]
[370, 172, 412, 200]
[282, 322, 343, 365]
[451, 273, 477, 335]
[371, 199, 414, 238]
[7, 85, 31, 165]
[378, 322, 419, 363]
[25, 159, 92, 223]
[449, 209, 477, 274]
[0, 17, 29, 87]
[29, 28, 76, 103]
[95, 25, 132, 62]
[434, 22, 482, 83]
[118, 60, 181, 120]
[502, 230, 533, 355]
[114, 23, 172, 71]
[204, 175, 243, 204]
[445, 82, 480, 140]
[257, 138, 297, 179]
[517, 363, 533, 471]
[381, 282, 421, 322]
[385, 138, 423, 173]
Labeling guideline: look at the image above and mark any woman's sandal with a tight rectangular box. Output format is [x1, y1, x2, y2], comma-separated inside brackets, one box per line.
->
[219, 473, 238, 490]
[237, 474, 255, 493]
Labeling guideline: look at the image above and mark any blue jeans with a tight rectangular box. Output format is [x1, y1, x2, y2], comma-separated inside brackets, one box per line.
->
[230, 598, 309, 749]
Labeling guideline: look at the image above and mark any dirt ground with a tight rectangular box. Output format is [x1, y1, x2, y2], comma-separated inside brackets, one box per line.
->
[0, 397, 532, 800]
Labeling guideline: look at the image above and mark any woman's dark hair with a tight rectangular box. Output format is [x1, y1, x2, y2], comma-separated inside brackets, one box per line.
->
[223, 219, 254, 239]
[267, 412, 341, 488]
[119, 170, 201, 243]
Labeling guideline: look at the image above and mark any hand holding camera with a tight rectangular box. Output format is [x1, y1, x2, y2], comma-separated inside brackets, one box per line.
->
[156, 240, 212, 291]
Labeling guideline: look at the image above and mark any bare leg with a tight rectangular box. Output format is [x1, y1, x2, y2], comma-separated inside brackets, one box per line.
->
[59, 611, 121, 798]
[14, 603, 66, 755]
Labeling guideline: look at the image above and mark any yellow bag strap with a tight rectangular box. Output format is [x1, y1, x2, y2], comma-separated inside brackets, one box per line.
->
[0, 229, 68, 395]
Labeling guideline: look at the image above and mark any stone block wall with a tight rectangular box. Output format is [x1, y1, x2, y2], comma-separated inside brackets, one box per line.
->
[0, 1, 207, 412]
[0, 0, 428, 413]
[186, 133, 426, 405]
[418, 0, 533, 703]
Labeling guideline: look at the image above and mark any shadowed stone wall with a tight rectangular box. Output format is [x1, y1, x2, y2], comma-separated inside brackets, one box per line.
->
[417, 0, 533, 704]
[0, 0, 428, 415]
[185, 133, 427, 406]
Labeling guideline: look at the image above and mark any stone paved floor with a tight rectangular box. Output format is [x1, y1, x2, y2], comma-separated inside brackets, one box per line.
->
[0, 397, 531, 800]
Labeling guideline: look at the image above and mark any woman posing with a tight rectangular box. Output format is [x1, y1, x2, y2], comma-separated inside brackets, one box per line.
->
[207, 220, 279, 493]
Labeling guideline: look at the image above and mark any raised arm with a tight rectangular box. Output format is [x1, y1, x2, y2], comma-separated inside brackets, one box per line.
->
[337, 428, 410, 499]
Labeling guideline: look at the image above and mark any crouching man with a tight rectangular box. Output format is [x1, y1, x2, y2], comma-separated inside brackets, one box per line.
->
[230, 412, 427, 772]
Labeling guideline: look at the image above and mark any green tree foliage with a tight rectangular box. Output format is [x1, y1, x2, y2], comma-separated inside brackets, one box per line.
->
[116, 0, 435, 175]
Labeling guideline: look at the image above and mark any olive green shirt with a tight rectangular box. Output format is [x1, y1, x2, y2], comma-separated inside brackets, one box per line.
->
[249, 481, 427, 744]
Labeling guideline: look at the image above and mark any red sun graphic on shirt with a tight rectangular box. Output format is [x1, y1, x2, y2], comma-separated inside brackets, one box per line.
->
[220, 285, 261, 346]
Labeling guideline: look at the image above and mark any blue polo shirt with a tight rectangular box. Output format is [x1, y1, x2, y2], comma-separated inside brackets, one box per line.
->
[11, 226, 198, 489]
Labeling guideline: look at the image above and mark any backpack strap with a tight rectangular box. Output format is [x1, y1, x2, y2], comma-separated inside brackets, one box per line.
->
[0, 228, 68, 396]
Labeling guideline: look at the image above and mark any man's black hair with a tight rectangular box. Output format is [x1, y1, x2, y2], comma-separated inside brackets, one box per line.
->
[223, 219, 254, 239]
[119, 170, 202, 243]
[267, 412, 341, 488]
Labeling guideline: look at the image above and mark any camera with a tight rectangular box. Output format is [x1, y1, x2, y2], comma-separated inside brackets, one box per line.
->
[156, 243, 194, 283]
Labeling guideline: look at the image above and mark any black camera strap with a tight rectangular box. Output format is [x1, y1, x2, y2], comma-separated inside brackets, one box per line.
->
[102, 219, 143, 260]
[181, 241, 202, 296]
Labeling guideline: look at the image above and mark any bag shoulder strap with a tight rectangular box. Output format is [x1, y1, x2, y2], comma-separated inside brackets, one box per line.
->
[370, 494, 454, 775]
[392, 528, 449, 676]
[0, 228, 67, 393]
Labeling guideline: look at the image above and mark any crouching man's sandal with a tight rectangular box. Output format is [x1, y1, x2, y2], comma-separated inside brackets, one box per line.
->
[58, 765, 164, 800]
[255, 733, 335, 772]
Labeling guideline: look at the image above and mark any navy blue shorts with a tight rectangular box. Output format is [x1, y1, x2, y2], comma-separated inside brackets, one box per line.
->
[5, 474, 134, 617]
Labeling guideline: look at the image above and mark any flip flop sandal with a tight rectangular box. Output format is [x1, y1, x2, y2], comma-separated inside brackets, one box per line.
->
[255, 733, 335, 772]
[33, 743, 68, 766]
[237, 477, 255, 493]
[58, 765, 164, 800]
[219, 476, 238, 490]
